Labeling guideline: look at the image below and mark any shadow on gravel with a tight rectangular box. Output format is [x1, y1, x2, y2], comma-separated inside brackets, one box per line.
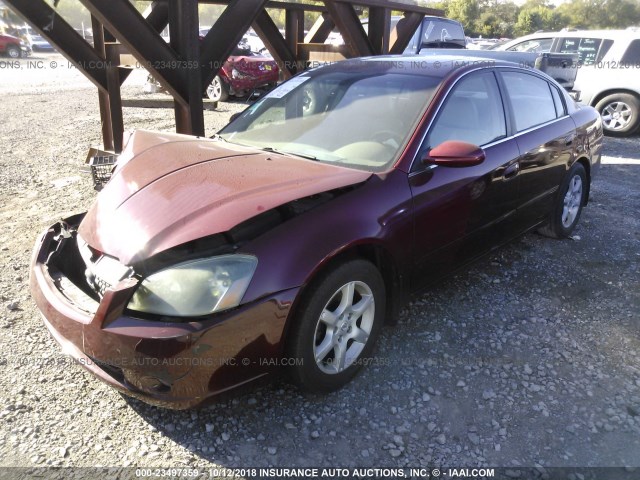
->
[123, 98, 220, 111]
[602, 134, 640, 161]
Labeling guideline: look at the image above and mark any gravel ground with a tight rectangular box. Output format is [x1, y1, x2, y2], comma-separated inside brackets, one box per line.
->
[0, 54, 639, 472]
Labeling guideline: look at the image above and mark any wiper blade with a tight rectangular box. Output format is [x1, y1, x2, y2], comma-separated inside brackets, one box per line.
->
[262, 147, 317, 161]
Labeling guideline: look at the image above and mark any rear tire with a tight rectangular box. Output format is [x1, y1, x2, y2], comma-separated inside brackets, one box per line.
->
[595, 93, 640, 137]
[538, 162, 587, 239]
[206, 75, 229, 102]
[286, 259, 385, 393]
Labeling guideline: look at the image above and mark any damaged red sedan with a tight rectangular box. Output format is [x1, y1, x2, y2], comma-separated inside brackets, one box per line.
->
[31, 56, 603, 408]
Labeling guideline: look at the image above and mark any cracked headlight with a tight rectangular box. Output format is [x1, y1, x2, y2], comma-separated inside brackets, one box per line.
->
[128, 255, 257, 317]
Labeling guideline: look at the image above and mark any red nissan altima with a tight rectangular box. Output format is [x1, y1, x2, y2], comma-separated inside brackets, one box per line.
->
[31, 55, 603, 408]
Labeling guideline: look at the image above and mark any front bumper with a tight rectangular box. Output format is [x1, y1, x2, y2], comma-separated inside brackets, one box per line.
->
[30, 217, 298, 409]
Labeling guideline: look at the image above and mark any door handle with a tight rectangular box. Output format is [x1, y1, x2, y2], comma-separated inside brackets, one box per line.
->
[503, 162, 520, 179]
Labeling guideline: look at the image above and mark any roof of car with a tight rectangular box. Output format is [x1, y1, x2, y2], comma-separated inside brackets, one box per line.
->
[321, 54, 511, 78]
[512, 29, 640, 40]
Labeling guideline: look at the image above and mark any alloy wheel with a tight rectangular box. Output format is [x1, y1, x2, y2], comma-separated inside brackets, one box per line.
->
[601, 101, 632, 131]
[313, 281, 375, 374]
[206, 76, 222, 101]
[562, 174, 583, 228]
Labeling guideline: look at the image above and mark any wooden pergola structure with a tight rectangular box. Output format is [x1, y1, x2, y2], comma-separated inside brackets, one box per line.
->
[4, 0, 442, 153]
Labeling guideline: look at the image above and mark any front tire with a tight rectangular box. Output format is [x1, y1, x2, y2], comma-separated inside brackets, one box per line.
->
[7, 45, 21, 59]
[286, 259, 385, 393]
[538, 162, 587, 239]
[206, 75, 229, 102]
[595, 93, 640, 137]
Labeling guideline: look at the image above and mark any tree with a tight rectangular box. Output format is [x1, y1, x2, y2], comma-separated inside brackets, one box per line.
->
[556, 0, 640, 29]
[476, 11, 503, 37]
[446, 0, 481, 35]
[477, 0, 519, 37]
[514, 4, 567, 36]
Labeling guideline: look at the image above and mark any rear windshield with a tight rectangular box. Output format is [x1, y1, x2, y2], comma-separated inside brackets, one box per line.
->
[421, 19, 465, 44]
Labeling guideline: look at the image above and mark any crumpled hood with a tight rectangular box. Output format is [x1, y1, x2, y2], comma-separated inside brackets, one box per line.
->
[79, 130, 371, 265]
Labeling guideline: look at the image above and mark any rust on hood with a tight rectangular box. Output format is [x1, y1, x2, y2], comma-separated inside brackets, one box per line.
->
[79, 131, 372, 265]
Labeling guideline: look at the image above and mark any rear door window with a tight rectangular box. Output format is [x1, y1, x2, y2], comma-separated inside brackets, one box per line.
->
[501, 72, 557, 131]
[507, 38, 552, 53]
[558, 37, 602, 65]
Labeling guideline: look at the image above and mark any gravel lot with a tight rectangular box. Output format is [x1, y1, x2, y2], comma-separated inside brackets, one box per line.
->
[0, 53, 639, 473]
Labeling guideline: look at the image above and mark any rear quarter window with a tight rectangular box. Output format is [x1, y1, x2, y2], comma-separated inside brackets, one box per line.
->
[621, 39, 640, 65]
[550, 85, 566, 117]
[558, 37, 603, 65]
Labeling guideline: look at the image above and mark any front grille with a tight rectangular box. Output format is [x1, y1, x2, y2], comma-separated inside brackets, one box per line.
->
[93, 275, 111, 297]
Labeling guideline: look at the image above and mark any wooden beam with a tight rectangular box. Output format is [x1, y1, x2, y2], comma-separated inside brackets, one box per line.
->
[336, 0, 442, 15]
[105, 43, 125, 153]
[144, 0, 170, 33]
[304, 13, 335, 44]
[200, 0, 327, 12]
[169, 0, 205, 137]
[92, 16, 116, 152]
[389, 12, 424, 54]
[324, 0, 374, 57]
[117, 1, 169, 87]
[200, 0, 268, 87]
[285, 9, 304, 57]
[80, 0, 188, 104]
[367, 6, 391, 54]
[253, 10, 299, 79]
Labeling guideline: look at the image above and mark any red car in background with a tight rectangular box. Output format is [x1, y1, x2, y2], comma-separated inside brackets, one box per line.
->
[0, 33, 31, 58]
[144, 45, 279, 102]
[205, 47, 278, 102]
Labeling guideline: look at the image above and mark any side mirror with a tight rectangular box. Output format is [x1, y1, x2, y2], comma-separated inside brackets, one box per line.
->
[229, 112, 242, 123]
[423, 141, 486, 167]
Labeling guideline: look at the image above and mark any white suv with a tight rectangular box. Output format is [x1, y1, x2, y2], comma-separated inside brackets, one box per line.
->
[495, 29, 640, 136]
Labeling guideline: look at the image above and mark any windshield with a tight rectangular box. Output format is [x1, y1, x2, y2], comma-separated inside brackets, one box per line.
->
[219, 70, 440, 171]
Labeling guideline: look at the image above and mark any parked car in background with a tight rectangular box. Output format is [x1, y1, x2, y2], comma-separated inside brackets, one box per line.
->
[144, 43, 278, 102]
[204, 49, 278, 102]
[496, 29, 640, 136]
[494, 33, 554, 53]
[30, 34, 55, 52]
[32, 56, 602, 408]
[244, 29, 268, 55]
[466, 38, 506, 50]
[0, 33, 30, 58]
[329, 16, 466, 52]
[390, 15, 466, 51]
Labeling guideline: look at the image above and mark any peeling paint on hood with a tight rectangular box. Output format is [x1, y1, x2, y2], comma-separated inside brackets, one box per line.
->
[79, 130, 372, 265]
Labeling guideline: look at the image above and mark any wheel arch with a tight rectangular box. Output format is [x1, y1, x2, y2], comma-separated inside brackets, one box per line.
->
[281, 241, 405, 349]
[591, 88, 640, 107]
[574, 156, 591, 205]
